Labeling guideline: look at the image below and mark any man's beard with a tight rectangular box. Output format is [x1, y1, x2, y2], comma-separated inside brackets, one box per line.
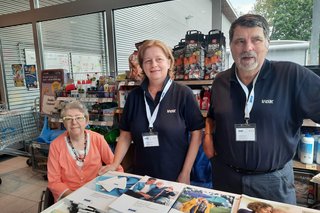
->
[238, 51, 258, 72]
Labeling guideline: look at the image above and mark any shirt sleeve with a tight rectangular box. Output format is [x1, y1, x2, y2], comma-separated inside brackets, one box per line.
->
[296, 66, 320, 123]
[183, 86, 205, 131]
[47, 133, 70, 202]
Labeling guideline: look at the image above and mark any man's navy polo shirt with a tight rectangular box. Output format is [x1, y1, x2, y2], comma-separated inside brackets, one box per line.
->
[207, 59, 320, 171]
[120, 77, 204, 181]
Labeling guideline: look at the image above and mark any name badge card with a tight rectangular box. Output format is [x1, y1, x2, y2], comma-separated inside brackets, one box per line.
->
[142, 132, 159, 147]
[235, 123, 256, 142]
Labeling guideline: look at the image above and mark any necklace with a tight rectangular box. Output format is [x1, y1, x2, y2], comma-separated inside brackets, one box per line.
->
[67, 132, 88, 167]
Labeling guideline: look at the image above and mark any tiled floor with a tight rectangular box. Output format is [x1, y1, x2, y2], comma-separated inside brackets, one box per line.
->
[0, 155, 47, 213]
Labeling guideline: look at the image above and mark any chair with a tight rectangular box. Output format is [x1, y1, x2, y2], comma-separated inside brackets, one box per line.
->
[38, 187, 54, 213]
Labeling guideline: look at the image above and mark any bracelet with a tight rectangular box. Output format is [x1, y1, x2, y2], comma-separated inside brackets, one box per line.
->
[204, 132, 212, 135]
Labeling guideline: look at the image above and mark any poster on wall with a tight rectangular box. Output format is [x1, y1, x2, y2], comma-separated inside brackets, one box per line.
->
[11, 64, 25, 87]
[24, 64, 38, 89]
[40, 69, 69, 114]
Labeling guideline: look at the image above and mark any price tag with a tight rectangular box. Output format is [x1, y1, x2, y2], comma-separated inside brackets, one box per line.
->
[118, 81, 125, 89]
[306, 164, 317, 170]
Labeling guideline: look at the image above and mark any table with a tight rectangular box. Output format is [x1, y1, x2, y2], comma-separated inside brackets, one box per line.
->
[42, 171, 320, 213]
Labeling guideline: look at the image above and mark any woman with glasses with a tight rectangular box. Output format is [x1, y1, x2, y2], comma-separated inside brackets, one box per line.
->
[47, 101, 123, 202]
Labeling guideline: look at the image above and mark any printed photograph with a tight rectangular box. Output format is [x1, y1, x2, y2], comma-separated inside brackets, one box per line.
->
[95, 171, 141, 197]
[238, 195, 320, 213]
[124, 176, 179, 206]
[171, 186, 239, 213]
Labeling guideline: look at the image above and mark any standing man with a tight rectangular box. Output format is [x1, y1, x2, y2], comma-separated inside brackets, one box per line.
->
[203, 14, 320, 204]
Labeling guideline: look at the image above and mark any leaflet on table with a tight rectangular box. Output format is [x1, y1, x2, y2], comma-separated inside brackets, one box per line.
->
[310, 173, 320, 184]
[238, 194, 320, 213]
[95, 171, 142, 197]
[169, 185, 241, 213]
[109, 175, 185, 213]
[64, 171, 142, 213]
[65, 187, 114, 212]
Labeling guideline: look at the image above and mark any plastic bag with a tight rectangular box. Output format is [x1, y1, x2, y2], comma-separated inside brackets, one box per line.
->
[37, 116, 65, 144]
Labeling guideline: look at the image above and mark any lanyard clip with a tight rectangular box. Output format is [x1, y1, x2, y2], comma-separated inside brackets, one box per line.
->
[245, 118, 249, 124]
[149, 127, 153, 133]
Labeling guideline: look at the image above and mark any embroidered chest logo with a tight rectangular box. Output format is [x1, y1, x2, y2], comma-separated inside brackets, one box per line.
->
[167, 109, 176, 113]
[261, 99, 274, 104]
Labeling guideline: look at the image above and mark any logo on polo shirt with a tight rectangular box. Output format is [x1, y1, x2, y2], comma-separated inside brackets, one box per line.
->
[167, 109, 176, 113]
[261, 99, 274, 104]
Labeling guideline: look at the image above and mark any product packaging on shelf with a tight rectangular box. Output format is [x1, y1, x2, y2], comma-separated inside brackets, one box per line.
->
[183, 30, 205, 80]
[204, 29, 226, 79]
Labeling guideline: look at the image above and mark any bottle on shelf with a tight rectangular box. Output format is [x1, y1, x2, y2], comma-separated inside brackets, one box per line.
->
[307, 186, 315, 206]
[314, 131, 320, 164]
[300, 133, 315, 164]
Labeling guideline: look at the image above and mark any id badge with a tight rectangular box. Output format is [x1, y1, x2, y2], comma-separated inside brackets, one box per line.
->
[235, 123, 256, 142]
[142, 132, 159, 147]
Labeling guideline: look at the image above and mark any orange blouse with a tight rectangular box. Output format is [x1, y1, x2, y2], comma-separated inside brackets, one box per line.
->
[47, 129, 123, 202]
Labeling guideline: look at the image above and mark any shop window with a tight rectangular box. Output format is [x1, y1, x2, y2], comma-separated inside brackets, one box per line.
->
[113, 0, 212, 74]
[0, 1, 30, 16]
[37, 0, 77, 8]
[39, 12, 107, 83]
[0, 24, 39, 111]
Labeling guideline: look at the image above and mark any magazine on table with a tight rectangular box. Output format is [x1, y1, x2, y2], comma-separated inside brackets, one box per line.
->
[44, 172, 320, 213]
[169, 185, 241, 213]
[62, 171, 142, 213]
[237, 194, 320, 213]
[109, 175, 185, 213]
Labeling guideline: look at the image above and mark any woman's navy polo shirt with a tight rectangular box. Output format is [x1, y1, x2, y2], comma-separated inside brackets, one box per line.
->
[120, 77, 204, 181]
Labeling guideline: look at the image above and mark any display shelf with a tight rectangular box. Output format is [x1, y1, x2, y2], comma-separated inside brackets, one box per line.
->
[117, 80, 140, 88]
[49, 117, 113, 127]
[303, 119, 320, 127]
[293, 160, 320, 172]
[175, 79, 213, 86]
[56, 97, 114, 103]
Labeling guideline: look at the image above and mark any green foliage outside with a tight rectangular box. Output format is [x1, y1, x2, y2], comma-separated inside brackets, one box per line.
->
[252, 0, 313, 41]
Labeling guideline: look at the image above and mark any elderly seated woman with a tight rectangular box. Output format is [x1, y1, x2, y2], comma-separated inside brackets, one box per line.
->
[47, 100, 123, 202]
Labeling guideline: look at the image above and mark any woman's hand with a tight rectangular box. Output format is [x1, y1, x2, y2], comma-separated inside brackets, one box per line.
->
[61, 189, 73, 199]
[98, 164, 118, 176]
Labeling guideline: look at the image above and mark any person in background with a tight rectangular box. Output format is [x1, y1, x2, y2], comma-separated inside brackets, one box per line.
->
[47, 101, 123, 202]
[102, 39, 204, 183]
[203, 14, 320, 204]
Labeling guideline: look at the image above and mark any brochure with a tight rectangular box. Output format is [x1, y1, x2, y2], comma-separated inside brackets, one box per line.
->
[169, 185, 240, 213]
[109, 175, 185, 213]
[237, 195, 320, 213]
[95, 171, 142, 197]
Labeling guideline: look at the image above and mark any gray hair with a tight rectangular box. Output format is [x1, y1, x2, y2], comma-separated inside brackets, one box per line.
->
[229, 14, 270, 43]
[60, 100, 89, 120]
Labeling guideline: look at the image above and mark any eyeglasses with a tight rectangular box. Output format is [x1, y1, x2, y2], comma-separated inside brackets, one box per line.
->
[62, 116, 86, 122]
